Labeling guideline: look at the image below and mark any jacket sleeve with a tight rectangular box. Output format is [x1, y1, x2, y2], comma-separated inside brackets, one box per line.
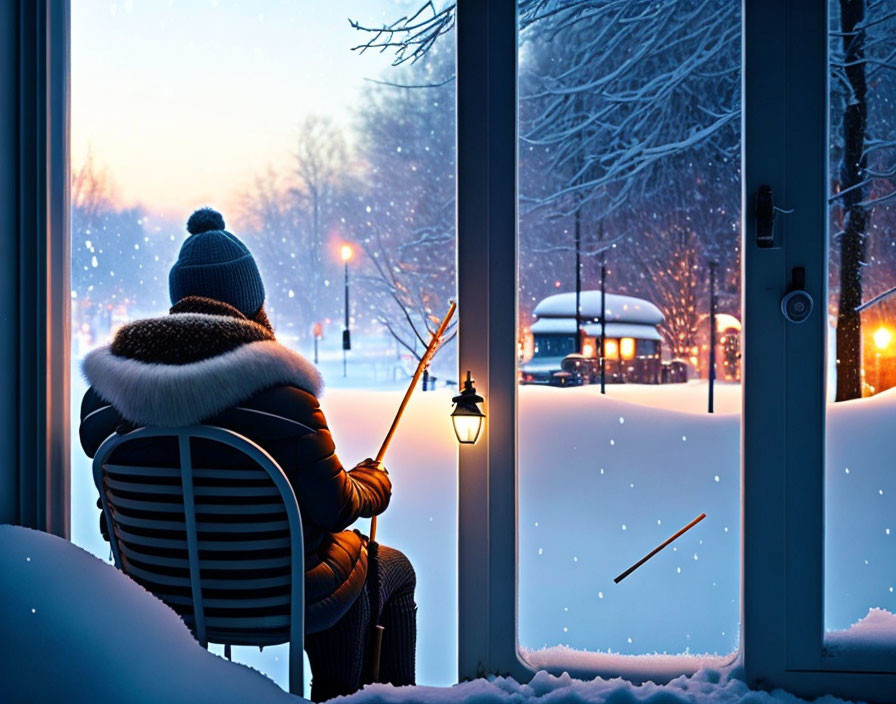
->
[79, 387, 124, 543]
[289, 396, 392, 533]
[79, 387, 126, 458]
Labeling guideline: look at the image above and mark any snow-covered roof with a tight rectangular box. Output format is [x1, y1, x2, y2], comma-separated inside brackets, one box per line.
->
[530, 317, 662, 341]
[533, 291, 664, 325]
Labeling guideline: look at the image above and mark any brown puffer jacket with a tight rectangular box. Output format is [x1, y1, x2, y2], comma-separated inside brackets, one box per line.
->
[79, 296, 392, 633]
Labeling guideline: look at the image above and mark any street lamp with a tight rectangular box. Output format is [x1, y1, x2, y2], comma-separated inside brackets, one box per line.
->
[341, 244, 353, 377]
[312, 321, 323, 365]
[451, 371, 485, 444]
[708, 260, 718, 414]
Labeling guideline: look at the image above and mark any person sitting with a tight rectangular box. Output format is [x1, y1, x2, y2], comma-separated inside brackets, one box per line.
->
[79, 207, 416, 701]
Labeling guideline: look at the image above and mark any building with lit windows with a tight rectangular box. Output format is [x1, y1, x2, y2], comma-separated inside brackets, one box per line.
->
[520, 291, 665, 385]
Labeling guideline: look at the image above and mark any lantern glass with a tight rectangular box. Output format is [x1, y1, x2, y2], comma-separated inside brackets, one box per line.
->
[451, 371, 485, 444]
[452, 411, 484, 444]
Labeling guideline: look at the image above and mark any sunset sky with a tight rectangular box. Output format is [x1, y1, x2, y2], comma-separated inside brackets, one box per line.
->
[72, 0, 412, 225]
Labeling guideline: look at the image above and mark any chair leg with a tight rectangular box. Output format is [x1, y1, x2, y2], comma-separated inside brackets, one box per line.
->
[225, 643, 232, 661]
[289, 641, 304, 697]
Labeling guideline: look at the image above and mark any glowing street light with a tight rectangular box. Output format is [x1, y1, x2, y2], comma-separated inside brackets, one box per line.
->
[341, 244, 353, 263]
[872, 326, 892, 396]
[451, 371, 485, 445]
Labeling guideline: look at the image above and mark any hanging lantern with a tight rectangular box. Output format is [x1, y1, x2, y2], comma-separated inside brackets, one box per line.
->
[451, 371, 485, 444]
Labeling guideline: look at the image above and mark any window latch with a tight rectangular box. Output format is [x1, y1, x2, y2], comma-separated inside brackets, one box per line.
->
[755, 185, 775, 248]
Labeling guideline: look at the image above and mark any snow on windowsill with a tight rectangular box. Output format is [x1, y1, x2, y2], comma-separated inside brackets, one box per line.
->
[342, 666, 857, 704]
[827, 608, 896, 654]
[521, 644, 734, 682]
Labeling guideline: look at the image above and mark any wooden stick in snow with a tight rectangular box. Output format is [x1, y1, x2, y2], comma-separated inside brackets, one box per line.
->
[614, 513, 706, 584]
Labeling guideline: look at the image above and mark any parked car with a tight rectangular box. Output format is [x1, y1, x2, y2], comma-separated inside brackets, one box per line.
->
[560, 353, 598, 385]
[661, 359, 690, 384]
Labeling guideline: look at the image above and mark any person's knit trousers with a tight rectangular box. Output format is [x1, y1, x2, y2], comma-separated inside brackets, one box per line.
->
[305, 543, 417, 702]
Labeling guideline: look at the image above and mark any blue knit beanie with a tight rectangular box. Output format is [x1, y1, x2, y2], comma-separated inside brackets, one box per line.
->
[169, 208, 265, 316]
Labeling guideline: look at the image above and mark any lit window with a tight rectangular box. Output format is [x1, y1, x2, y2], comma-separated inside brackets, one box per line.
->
[603, 338, 619, 359]
[620, 337, 636, 360]
[582, 336, 596, 358]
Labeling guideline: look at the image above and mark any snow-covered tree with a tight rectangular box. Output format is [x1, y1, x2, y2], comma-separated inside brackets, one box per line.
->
[518, 1, 740, 360]
[347, 43, 458, 374]
[242, 116, 353, 342]
[354, 0, 742, 372]
[829, 0, 896, 400]
[72, 153, 172, 348]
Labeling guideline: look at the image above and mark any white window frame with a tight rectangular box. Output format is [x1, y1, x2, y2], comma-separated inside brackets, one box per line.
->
[743, 0, 896, 698]
[455, 0, 896, 700]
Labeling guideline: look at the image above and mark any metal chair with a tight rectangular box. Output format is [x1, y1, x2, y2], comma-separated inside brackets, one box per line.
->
[93, 425, 305, 696]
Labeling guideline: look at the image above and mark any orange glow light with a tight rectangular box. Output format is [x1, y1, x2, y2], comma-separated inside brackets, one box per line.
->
[582, 336, 596, 358]
[604, 339, 619, 360]
[340, 244, 353, 262]
[620, 337, 636, 360]
[874, 326, 892, 351]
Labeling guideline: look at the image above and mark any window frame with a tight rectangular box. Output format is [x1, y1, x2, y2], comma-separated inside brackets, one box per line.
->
[4, 0, 71, 537]
[456, 0, 896, 698]
[743, 0, 896, 697]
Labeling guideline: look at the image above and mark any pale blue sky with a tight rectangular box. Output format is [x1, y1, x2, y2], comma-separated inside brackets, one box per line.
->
[72, 0, 418, 221]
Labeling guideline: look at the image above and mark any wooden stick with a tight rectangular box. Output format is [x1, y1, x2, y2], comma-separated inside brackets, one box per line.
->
[370, 300, 457, 542]
[368, 624, 384, 682]
[613, 513, 706, 584]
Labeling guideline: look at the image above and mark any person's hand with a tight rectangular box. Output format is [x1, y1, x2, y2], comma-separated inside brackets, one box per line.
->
[355, 457, 387, 473]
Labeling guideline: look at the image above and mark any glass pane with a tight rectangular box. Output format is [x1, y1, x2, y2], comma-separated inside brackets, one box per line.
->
[825, 0, 896, 651]
[517, 1, 742, 665]
[71, 1, 457, 688]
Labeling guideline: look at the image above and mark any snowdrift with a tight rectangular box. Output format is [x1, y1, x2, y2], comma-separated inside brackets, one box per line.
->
[0, 525, 299, 704]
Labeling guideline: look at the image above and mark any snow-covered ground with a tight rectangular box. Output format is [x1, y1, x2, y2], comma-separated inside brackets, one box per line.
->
[571, 379, 742, 414]
[517, 382, 741, 657]
[68, 374, 896, 691]
[824, 389, 896, 634]
[4, 523, 891, 704]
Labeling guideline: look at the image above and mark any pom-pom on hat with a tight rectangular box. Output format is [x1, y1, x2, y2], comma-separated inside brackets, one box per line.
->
[169, 208, 265, 316]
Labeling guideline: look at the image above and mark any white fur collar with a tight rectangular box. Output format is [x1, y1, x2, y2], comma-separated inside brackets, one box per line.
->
[82, 340, 323, 427]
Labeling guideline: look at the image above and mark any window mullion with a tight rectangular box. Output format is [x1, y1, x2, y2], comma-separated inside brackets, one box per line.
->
[742, 0, 828, 687]
[456, 0, 523, 682]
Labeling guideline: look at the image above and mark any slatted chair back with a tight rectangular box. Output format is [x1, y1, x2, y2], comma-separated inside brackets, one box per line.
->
[92, 425, 305, 696]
